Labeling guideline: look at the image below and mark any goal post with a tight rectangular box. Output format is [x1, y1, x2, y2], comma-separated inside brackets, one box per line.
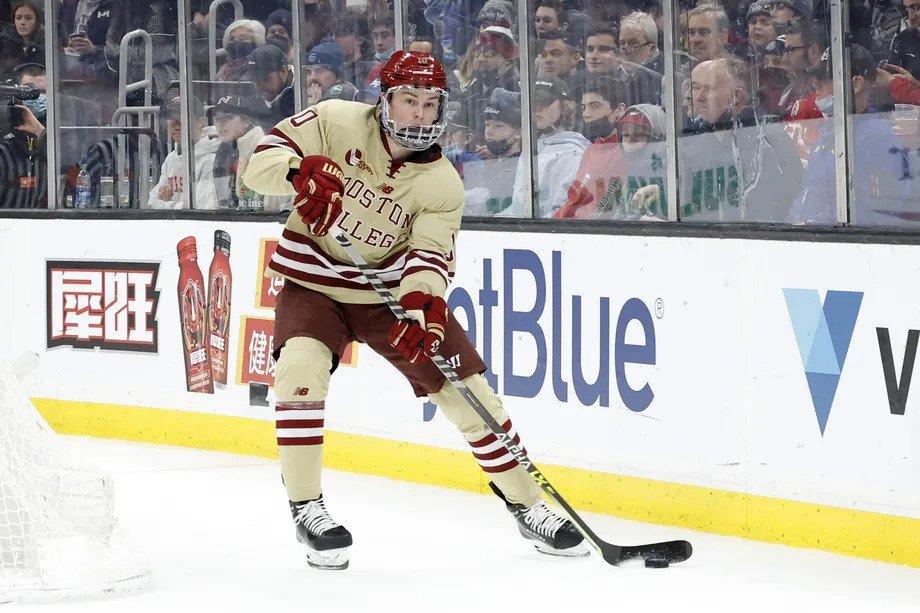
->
[0, 357, 150, 604]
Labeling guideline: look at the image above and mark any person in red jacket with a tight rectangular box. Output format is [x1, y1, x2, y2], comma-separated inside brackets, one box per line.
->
[556, 76, 666, 220]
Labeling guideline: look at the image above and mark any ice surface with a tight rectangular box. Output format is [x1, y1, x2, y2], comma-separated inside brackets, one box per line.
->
[12, 438, 920, 612]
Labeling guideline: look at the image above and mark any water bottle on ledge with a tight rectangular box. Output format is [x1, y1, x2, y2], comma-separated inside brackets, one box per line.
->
[74, 164, 91, 208]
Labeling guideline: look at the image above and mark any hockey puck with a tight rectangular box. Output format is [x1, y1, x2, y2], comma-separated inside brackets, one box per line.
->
[644, 557, 670, 568]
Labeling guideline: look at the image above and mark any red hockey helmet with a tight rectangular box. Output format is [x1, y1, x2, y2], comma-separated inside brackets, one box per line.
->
[381, 50, 448, 91]
[379, 51, 449, 151]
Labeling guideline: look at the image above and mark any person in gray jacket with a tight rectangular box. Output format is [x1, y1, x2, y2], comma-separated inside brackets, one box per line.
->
[679, 56, 803, 222]
[503, 76, 589, 217]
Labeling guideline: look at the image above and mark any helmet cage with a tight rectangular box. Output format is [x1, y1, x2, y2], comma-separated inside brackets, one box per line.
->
[380, 85, 449, 151]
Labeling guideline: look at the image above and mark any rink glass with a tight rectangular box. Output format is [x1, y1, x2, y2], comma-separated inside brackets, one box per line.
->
[11, 0, 916, 225]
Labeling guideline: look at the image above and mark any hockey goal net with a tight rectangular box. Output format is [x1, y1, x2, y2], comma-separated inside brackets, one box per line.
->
[0, 357, 150, 604]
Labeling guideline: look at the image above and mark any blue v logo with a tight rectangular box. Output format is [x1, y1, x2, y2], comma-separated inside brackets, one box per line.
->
[783, 289, 863, 435]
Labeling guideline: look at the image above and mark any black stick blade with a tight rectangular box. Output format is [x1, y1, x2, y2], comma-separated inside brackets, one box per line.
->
[598, 540, 692, 566]
[617, 540, 693, 565]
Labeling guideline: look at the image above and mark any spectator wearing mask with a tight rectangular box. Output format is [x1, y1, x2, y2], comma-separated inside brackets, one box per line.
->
[790, 44, 914, 224]
[442, 103, 482, 174]
[681, 56, 803, 221]
[0, 77, 45, 207]
[504, 76, 590, 217]
[889, 0, 920, 80]
[1, 0, 43, 77]
[265, 9, 294, 61]
[370, 15, 396, 63]
[463, 87, 523, 215]
[361, 14, 396, 102]
[535, 0, 566, 38]
[218, 20, 266, 82]
[13, 63, 102, 168]
[245, 45, 294, 123]
[147, 95, 219, 209]
[557, 102, 667, 219]
[303, 40, 344, 107]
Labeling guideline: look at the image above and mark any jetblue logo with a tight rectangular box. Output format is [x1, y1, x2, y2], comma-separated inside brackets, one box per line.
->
[783, 289, 863, 435]
[423, 250, 658, 421]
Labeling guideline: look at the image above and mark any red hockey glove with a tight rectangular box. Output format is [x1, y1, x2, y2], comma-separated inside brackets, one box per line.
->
[291, 155, 345, 237]
[387, 291, 449, 364]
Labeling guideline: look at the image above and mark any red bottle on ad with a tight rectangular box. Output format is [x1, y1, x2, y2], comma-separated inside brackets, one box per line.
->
[177, 236, 214, 394]
[207, 230, 232, 385]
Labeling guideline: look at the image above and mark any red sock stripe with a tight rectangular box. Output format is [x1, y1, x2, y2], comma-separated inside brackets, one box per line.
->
[277, 436, 324, 446]
[468, 419, 513, 448]
[275, 419, 324, 429]
[472, 433, 522, 460]
[481, 456, 524, 474]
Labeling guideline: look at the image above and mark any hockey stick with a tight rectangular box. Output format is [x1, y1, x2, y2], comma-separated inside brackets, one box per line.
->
[333, 231, 692, 566]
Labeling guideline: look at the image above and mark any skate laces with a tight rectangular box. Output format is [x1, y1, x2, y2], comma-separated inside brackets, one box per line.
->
[293, 498, 341, 536]
[522, 500, 569, 538]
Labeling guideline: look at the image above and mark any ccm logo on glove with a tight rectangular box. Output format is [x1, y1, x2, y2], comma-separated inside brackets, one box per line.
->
[292, 155, 345, 237]
[387, 291, 449, 364]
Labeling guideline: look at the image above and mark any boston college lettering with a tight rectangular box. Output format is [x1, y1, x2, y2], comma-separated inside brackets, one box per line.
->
[337, 176, 415, 248]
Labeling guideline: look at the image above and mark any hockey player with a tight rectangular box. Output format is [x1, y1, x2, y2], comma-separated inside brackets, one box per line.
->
[242, 50, 587, 570]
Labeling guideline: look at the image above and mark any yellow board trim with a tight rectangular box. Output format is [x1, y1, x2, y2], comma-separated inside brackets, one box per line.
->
[31, 397, 920, 568]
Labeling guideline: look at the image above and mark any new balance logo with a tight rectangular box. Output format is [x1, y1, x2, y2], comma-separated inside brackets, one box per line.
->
[783, 289, 863, 435]
[294, 387, 310, 396]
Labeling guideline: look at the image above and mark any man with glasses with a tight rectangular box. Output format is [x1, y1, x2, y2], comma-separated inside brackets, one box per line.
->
[619, 11, 662, 74]
[776, 23, 824, 114]
[889, 0, 920, 80]
[615, 12, 664, 104]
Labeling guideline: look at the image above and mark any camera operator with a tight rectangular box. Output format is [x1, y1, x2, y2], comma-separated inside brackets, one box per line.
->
[0, 84, 47, 208]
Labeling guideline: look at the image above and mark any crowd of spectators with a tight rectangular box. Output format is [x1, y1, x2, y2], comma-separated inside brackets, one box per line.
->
[0, 0, 918, 223]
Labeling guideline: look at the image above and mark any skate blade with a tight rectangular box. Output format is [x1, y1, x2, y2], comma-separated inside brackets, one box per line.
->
[305, 547, 350, 570]
[532, 540, 591, 558]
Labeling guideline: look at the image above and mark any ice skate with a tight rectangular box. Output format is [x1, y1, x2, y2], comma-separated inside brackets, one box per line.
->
[490, 483, 589, 557]
[289, 497, 353, 570]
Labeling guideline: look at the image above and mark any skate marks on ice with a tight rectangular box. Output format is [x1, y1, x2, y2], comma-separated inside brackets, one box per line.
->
[36, 438, 920, 613]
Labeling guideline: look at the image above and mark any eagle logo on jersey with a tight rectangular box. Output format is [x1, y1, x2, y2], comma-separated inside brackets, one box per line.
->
[345, 149, 363, 166]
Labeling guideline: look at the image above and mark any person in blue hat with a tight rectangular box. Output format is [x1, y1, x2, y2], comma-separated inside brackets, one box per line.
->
[303, 40, 344, 106]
